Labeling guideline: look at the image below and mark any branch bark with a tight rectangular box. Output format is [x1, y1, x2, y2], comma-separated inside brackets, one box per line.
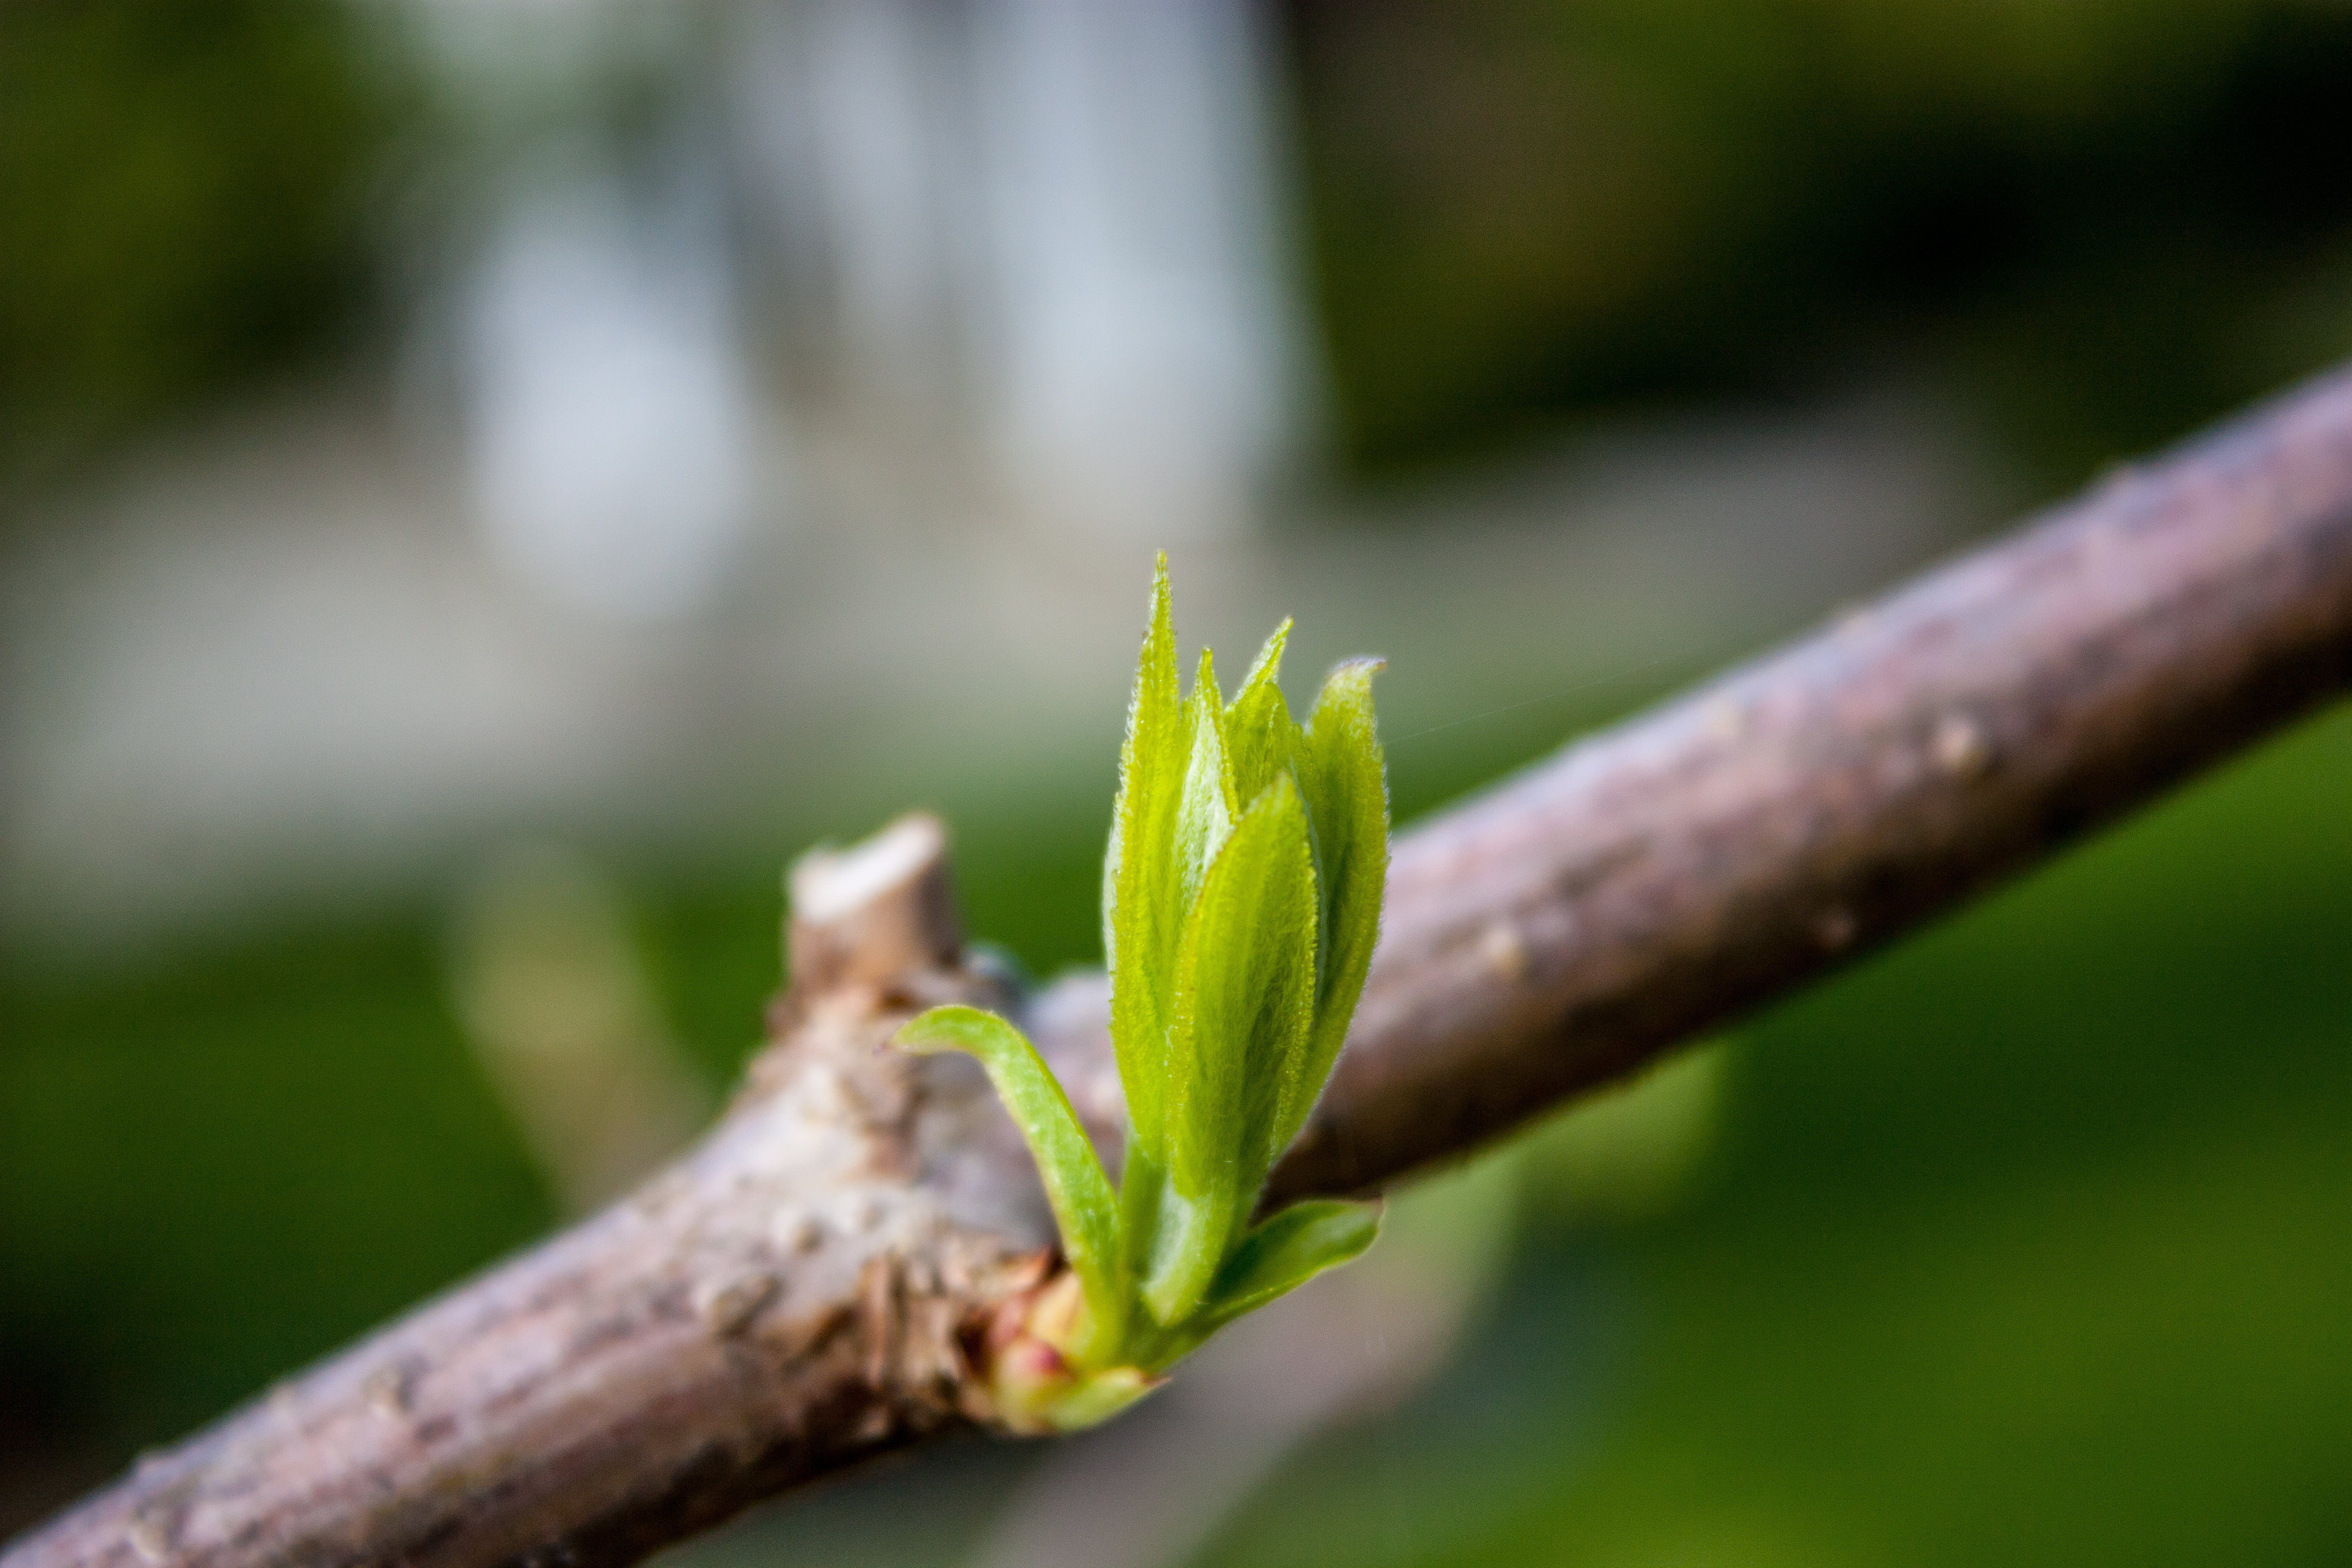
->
[16, 364, 2352, 1568]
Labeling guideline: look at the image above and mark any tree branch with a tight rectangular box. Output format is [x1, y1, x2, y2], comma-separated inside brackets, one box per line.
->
[16, 364, 2352, 1568]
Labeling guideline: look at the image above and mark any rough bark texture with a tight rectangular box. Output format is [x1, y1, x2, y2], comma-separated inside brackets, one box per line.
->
[15, 363, 2352, 1568]
[6, 820, 1066, 1568]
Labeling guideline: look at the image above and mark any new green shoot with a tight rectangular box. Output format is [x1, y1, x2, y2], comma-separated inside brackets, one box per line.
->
[894, 557, 1390, 1432]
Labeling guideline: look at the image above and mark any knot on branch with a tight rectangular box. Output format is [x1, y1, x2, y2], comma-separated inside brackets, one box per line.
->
[705, 814, 1074, 1431]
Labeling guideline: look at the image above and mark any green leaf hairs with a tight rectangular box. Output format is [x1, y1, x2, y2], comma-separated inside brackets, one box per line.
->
[892, 555, 1390, 1433]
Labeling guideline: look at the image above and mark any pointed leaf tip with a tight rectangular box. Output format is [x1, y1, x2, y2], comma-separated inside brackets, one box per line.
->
[1223, 626, 1298, 810]
[1239, 618, 1293, 692]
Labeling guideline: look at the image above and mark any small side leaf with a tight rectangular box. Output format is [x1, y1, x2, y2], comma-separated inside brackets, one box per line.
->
[1196, 1200, 1381, 1329]
[895, 1005, 1125, 1355]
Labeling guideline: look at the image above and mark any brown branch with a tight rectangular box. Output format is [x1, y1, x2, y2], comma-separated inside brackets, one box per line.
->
[1251, 362, 2352, 1202]
[16, 364, 2352, 1568]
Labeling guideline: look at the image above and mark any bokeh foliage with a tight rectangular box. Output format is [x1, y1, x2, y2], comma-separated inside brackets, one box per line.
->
[0, 0, 398, 488]
[1287, 0, 2352, 479]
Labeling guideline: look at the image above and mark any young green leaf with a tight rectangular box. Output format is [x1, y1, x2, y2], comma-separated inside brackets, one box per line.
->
[1146, 773, 1319, 1325]
[1279, 657, 1389, 1155]
[895, 1005, 1125, 1357]
[1172, 647, 1237, 915]
[1222, 619, 1295, 807]
[1195, 1199, 1381, 1330]
[1104, 558, 1184, 1163]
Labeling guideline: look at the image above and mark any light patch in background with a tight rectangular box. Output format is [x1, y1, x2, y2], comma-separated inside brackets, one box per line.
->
[0, 391, 1984, 957]
[729, 0, 1315, 538]
[970, 0, 1312, 539]
[460, 164, 760, 622]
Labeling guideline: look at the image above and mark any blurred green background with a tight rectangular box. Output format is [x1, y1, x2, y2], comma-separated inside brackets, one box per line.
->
[8, 1, 2352, 1563]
